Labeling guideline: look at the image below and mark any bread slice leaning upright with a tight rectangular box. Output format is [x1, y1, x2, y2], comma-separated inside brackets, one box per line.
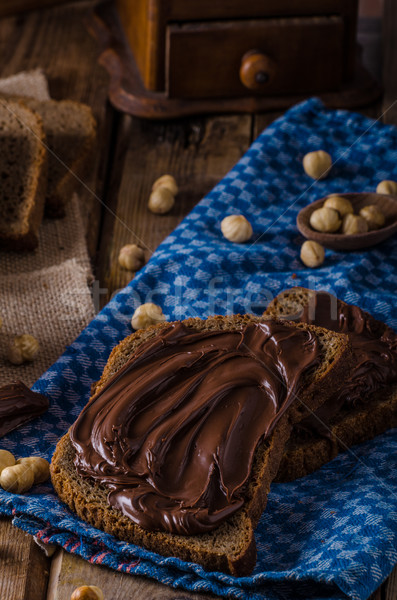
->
[18, 98, 96, 218]
[0, 95, 97, 218]
[265, 287, 397, 482]
[0, 99, 47, 250]
[51, 314, 352, 576]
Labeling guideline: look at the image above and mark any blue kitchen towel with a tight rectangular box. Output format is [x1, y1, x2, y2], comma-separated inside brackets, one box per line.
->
[1, 98, 397, 600]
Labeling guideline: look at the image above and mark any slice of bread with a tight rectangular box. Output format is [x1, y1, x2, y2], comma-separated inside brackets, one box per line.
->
[0, 99, 47, 251]
[21, 98, 97, 218]
[265, 287, 397, 482]
[1, 96, 97, 218]
[51, 314, 352, 575]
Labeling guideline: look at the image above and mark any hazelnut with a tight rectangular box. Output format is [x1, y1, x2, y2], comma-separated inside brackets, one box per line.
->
[300, 241, 325, 268]
[376, 180, 397, 195]
[152, 174, 178, 196]
[359, 205, 385, 231]
[0, 449, 15, 474]
[7, 334, 39, 365]
[310, 207, 341, 233]
[16, 457, 50, 484]
[0, 463, 34, 493]
[131, 303, 166, 331]
[303, 151, 332, 180]
[221, 215, 253, 243]
[148, 187, 175, 214]
[70, 585, 104, 600]
[323, 195, 354, 217]
[342, 213, 368, 235]
[118, 244, 145, 271]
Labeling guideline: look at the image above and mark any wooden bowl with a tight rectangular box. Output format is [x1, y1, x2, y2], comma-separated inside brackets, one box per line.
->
[297, 192, 397, 250]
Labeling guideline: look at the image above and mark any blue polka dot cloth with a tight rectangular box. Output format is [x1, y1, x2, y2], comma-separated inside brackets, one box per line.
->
[1, 98, 397, 600]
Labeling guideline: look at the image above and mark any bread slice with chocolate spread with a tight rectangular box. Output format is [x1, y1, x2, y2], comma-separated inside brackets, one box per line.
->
[51, 314, 352, 576]
[265, 288, 397, 482]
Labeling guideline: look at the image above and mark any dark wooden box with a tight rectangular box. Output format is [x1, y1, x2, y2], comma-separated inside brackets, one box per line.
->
[115, 0, 359, 99]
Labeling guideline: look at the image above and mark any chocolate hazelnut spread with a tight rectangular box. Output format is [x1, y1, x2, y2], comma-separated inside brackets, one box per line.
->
[0, 381, 49, 438]
[297, 292, 397, 436]
[70, 321, 320, 535]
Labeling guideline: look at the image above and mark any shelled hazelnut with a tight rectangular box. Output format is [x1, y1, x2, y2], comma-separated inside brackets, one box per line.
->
[342, 214, 368, 235]
[303, 151, 332, 180]
[376, 180, 397, 195]
[221, 215, 253, 243]
[7, 334, 39, 365]
[70, 585, 104, 600]
[310, 207, 341, 233]
[152, 174, 179, 196]
[118, 244, 145, 271]
[300, 241, 325, 268]
[131, 303, 166, 331]
[0, 463, 34, 494]
[323, 195, 353, 217]
[16, 457, 50, 484]
[148, 187, 175, 214]
[359, 205, 385, 231]
[0, 450, 15, 474]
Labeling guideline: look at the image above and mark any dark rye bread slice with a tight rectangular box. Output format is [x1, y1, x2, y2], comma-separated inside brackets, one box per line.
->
[51, 314, 352, 576]
[0, 99, 47, 250]
[265, 287, 397, 482]
[1, 96, 97, 218]
[24, 98, 96, 218]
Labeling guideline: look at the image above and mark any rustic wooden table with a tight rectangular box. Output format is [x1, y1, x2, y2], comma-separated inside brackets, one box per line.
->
[0, 1, 396, 598]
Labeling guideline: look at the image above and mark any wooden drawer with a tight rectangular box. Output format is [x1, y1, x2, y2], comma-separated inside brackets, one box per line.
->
[166, 16, 344, 99]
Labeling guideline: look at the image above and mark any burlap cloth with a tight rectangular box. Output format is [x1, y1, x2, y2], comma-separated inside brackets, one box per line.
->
[0, 70, 95, 386]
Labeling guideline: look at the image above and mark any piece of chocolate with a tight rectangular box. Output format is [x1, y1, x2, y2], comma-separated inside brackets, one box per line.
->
[0, 381, 49, 438]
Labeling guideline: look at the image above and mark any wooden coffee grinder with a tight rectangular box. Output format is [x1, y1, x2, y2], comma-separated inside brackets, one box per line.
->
[90, 0, 381, 118]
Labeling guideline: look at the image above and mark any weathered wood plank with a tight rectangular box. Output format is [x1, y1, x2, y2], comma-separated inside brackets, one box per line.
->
[0, 0, 82, 18]
[382, 0, 397, 126]
[385, 564, 397, 600]
[380, 13, 397, 593]
[0, 0, 113, 258]
[96, 113, 253, 305]
[253, 111, 284, 140]
[0, 518, 49, 600]
[0, 2, 114, 599]
[47, 550, 217, 600]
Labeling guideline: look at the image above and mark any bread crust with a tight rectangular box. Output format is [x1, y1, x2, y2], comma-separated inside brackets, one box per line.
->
[0, 99, 47, 251]
[277, 385, 397, 482]
[51, 314, 352, 575]
[265, 287, 397, 481]
[0, 95, 97, 219]
[40, 100, 97, 218]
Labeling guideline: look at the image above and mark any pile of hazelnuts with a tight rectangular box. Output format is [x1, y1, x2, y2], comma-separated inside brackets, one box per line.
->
[300, 150, 396, 268]
[310, 195, 385, 235]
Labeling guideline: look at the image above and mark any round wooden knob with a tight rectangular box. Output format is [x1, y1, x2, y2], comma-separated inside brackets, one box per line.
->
[239, 51, 275, 90]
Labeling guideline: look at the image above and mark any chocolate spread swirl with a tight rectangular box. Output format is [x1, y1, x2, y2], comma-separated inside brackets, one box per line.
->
[297, 292, 397, 436]
[70, 321, 320, 535]
[0, 381, 49, 438]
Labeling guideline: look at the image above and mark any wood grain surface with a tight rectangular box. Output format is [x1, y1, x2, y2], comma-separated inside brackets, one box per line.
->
[0, 1, 396, 599]
[47, 551, 216, 600]
[0, 0, 114, 259]
[97, 113, 252, 304]
[0, 518, 49, 600]
[0, 0, 81, 18]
